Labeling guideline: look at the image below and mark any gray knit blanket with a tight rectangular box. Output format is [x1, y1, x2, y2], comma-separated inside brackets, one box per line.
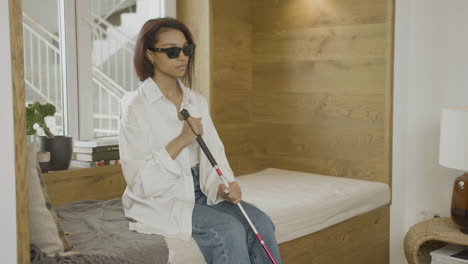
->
[30, 243, 131, 264]
[31, 199, 168, 264]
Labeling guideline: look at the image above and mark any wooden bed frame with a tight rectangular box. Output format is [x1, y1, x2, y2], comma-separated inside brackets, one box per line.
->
[43, 165, 390, 264]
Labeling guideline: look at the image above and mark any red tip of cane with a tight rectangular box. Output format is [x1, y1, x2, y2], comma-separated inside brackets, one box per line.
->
[216, 168, 222, 176]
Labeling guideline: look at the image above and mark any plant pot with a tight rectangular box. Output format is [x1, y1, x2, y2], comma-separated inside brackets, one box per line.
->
[36, 151, 51, 173]
[37, 136, 73, 171]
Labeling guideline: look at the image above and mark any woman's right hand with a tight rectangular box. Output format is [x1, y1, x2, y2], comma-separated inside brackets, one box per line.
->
[178, 116, 203, 147]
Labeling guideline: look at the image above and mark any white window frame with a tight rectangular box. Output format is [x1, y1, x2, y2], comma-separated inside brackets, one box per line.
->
[75, 0, 94, 140]
[163, 0, 176, 17]
[59, 0, 80, 139]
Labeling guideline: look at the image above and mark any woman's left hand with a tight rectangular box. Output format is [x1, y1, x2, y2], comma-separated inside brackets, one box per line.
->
[218, 181, 242, 204]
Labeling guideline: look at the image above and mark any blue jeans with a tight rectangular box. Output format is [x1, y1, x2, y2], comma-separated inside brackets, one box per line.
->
[190, 164, 282, 264]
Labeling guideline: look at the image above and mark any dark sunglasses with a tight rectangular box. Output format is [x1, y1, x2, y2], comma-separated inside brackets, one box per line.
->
[148, 44, 196, 59]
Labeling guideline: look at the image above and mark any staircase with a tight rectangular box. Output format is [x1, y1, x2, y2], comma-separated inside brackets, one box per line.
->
[22, 0, 163, 137]
[91, 0, 163, 91]
[22, 13, 64, 135]
[92, 0, 158, 65]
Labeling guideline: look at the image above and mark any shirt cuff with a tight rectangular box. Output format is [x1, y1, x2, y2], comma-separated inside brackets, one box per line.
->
[208, 184, 226, 205]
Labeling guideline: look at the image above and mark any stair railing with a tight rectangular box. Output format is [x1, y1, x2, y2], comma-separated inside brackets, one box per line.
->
[91, 66, 125, 136]
[22, 13, 62, 109]
[89, 13, 138, 91]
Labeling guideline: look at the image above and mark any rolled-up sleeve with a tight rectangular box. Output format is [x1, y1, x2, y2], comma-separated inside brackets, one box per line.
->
[119, 101, 182, 198]
[200, 99, 236, 205]
[206, 151, 235, 205]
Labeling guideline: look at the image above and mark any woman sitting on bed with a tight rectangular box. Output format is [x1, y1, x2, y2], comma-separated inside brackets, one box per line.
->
[118, 17, 282, 264]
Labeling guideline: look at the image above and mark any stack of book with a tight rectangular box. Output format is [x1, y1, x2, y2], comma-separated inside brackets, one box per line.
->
[71, 137, 120, 168]
[431, 244, 468, 264]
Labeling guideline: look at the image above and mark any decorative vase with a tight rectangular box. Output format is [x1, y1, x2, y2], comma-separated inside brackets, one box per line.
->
[37, 136, 73, 171]
[451, 172, 468, 234]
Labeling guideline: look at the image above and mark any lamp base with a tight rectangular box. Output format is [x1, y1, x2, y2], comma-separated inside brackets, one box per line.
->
[451, 172, 468, 234]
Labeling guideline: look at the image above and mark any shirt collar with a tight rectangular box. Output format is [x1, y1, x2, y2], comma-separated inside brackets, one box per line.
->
[142, 77, 190, 107]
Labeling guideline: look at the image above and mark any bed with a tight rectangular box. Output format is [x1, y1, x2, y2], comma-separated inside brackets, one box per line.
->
[44, 165, 390, 264]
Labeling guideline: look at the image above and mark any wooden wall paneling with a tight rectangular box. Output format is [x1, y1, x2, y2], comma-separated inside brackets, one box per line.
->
[9, 0, 30, 262]
[249, 0, 392, 187]
[212, 59, 252, 93]
[216, 123, 257, 175]
[211, 89, 251, 124]
[251, 124, 384, 162]
[194, 0, 394, 185]
[252, 58, 387, 94]
[253, 0, 388, 32]
[206, 0, 395, 182]
[251, 92, 385, 126]
[252, 153, 386, 183]
[253, 24, 387, 62]
[215, 124, 254, 156]
[226, 155, 272, 176]
[211, 0, 253, 176]
[211, 20, 252, 125]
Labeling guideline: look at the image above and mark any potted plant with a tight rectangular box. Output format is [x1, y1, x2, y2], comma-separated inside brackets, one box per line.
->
[26, 102, 73, 171]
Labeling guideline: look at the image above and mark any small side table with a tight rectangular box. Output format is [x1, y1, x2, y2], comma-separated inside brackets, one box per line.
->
[404, 217, 468, 264]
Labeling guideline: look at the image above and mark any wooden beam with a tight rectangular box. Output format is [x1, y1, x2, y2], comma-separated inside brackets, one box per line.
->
[176, 0, 212, 105]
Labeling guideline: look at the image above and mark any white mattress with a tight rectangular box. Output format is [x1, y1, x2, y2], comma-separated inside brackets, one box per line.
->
[166, 168, 390, 264]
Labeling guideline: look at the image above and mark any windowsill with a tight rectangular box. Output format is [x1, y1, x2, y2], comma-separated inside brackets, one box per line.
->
[43, 164, 122, 182]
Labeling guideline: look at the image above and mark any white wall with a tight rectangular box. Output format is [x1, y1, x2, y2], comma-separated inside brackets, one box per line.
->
[0, 0, 18, 263]
[391, 0, 468, 263]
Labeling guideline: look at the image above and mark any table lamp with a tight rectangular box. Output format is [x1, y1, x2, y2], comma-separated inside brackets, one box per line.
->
[439, 106, 468, 233]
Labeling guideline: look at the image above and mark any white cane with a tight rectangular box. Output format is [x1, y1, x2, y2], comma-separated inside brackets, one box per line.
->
[180, 109, 278, 264]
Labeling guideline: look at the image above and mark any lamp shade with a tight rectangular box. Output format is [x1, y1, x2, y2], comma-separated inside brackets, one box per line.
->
[439, 107, 468, 171]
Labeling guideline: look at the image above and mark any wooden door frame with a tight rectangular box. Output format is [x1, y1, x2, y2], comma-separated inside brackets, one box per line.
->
[9, 0, 30, 262]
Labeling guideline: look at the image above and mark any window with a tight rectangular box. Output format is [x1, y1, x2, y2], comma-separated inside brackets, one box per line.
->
[23, 0, 65, 135]
[22, 0, 174, 140]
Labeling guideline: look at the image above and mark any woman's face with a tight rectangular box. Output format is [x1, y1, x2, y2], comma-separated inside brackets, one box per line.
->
[147, 28, 190, 79]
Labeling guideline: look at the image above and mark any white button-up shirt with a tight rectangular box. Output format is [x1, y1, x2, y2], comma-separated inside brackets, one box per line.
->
[119, 77, 235, 240]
